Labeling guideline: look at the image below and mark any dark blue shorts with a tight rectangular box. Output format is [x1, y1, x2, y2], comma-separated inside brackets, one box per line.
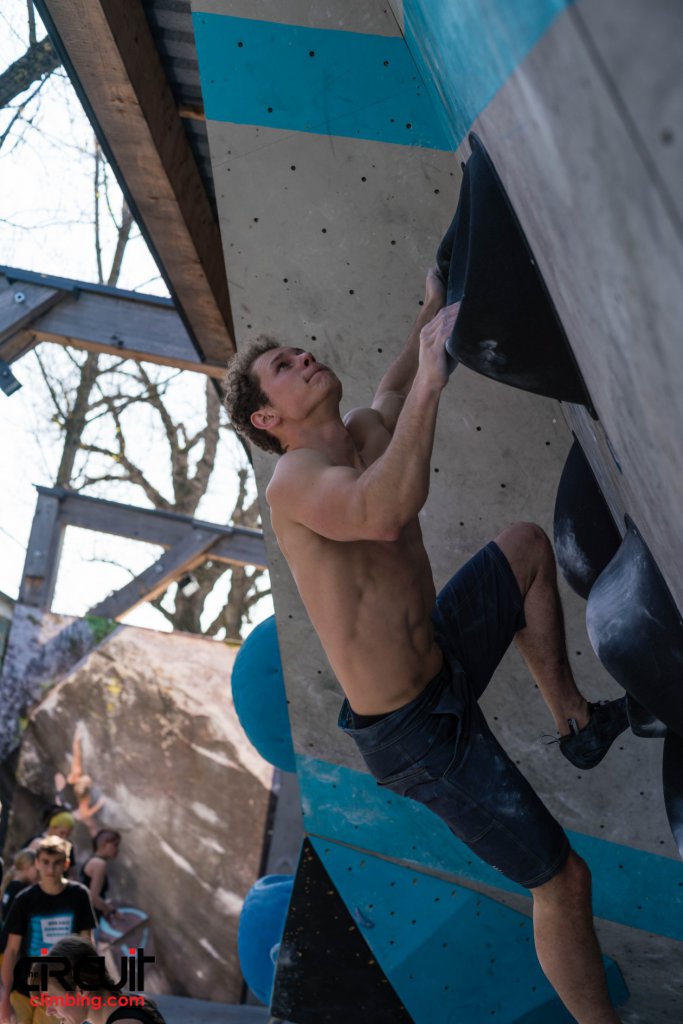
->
[339, 541, 570, 889]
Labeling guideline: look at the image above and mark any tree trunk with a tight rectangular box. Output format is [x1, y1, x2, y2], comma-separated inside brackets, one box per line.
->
[55, 351, 100, 487]
[107, 202, 133, 286]
[220, 567, 253, 642]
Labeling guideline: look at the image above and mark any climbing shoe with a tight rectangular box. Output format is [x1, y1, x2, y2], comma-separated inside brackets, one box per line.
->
[559, 697, 629, 769]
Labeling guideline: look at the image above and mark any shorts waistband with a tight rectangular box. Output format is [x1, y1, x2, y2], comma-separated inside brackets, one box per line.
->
[338, 653, 464, 754]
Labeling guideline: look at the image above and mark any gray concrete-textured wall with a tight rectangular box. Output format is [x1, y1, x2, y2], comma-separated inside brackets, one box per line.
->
[198, 0, 672, 854]
[195, 0, 682, 1017]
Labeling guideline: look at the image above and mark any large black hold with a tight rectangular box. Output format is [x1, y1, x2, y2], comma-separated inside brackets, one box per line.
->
[663, 729, 683, 858]
[553, 439, 621, 600]
[586, 518, 683, 739]
[586, 519, 683, 858]
[270, 839, 413, 1023]
[626, 693, 668, 739]
[437, 134, 595, 414]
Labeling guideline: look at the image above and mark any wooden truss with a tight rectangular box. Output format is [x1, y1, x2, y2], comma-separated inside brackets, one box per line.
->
[20, 486, 267, 620]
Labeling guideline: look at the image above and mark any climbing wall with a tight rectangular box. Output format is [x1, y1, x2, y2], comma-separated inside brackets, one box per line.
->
[193, 1, 683, 1019]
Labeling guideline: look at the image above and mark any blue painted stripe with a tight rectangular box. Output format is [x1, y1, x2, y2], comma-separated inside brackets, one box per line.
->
[192, 14, 450, 149]
[402, 0, 572, 145]
[311, 837, 628, 1023]
[297, 755, 683, 941]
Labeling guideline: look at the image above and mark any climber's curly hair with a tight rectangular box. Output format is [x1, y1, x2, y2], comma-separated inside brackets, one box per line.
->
[222, 337, 284, 455]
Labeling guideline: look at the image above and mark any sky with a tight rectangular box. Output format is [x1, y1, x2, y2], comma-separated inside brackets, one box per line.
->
[0, 2, 272, 635]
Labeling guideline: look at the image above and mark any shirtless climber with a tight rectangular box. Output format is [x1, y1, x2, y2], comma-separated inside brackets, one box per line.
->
[223, 269, 628, 1024]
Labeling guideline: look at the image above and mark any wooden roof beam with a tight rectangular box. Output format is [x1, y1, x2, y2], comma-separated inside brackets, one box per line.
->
[0, 268, 225, 378]
[36, 0, 235, 366]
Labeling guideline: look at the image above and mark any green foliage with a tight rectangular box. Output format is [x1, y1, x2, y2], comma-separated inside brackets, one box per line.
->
[84, 615, 117, 646]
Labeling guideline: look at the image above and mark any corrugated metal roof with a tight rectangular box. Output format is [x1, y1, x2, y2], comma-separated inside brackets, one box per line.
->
[141, 0, 217, 215]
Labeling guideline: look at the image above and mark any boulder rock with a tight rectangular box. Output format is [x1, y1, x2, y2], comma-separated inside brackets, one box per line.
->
[5, 618, 273, 1003]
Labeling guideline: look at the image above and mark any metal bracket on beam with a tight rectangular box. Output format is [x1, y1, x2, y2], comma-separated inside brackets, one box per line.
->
[0, 276, 66, 366]
[0, 358, 21, 396]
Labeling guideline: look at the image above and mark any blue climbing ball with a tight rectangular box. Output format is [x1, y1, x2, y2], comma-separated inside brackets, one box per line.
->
[231, 615, 296, 772]
[238, 874, 294, 1004]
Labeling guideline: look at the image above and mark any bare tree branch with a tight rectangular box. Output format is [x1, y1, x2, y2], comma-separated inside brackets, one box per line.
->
[107, 199, 133, 286]
[188, 381, 220, 500]
[0, 77, 47, 150]
[85, 556, 137, 579]
[93, 142, 104, 285]
[78, 472, 130, 488]
[135, 363, 178, 450]
[0, 36, 60, 108]
[92, 393, 172, 509]
[149, 594, 177, 627]
[33, 348, 67, 423]
[85, 392, 152, 425]
[55, 351, 101, 486]
[27, 1, 37, 47]
[102, 162, 119, 228]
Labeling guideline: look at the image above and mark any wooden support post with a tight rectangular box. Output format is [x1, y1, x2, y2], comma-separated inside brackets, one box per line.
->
[18, 492, 65, 609]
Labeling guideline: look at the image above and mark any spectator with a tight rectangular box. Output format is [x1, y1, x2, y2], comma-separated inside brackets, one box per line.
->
[0, 852, 38, 956]
[0, 836, 95, 1024]
[80, 832, 121, 922]
[27, 811, 77, 881]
